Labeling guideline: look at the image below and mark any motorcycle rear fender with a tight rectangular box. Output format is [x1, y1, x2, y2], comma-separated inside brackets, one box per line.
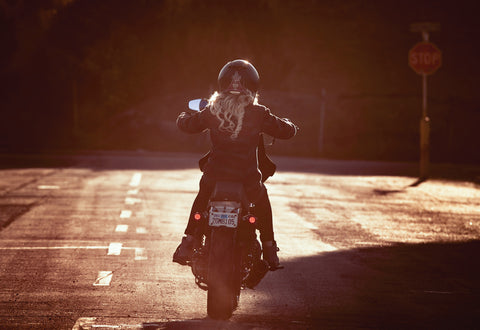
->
[209, 181, 249, 207]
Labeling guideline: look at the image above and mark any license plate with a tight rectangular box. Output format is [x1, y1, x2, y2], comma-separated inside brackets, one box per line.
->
[209, 211, 239, 228]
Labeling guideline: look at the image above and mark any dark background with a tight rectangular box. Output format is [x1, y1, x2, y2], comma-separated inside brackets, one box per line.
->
[1, 0, 479, 163]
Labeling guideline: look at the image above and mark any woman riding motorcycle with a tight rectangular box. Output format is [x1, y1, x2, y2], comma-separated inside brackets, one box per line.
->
[173, 59, 297, 270]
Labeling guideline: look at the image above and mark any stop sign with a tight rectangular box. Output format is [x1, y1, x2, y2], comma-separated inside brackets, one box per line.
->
[409, 42, 442, 75]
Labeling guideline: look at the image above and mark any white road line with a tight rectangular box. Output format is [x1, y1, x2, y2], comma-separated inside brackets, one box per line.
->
[136, 227, 147, 234]
[93, 271, 113, 286]
[90, 171, 145, 293]
[72, 318, 205, 329]
[120, 210, 132, 218]
[129, 172, 142, 187]
[115, 224, 129, 233]
[0, 245, 141, 251]
[125, 197, 141, 205]
[72, 317, 97, 330]
[37, 185, 60, 190]
[107, 242, 123, 255]
[0, 246, 109, 250]
[72, 317, 146, 330]
[135, 248, 147, 261]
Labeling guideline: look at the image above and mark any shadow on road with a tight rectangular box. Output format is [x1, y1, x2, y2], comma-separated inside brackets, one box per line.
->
[145, 240, 480, 329]
[266, 240, 480, 329]
[2, 151, 479, 183]
[143, 319, 264, 329]
[0, 152, 204, 171]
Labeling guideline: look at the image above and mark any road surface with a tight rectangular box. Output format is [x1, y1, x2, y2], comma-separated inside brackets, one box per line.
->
[0, 152, 479, 329]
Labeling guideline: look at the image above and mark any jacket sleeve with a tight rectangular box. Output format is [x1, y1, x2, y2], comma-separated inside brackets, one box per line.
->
[176, 109, 210, 134]
[261, 108, 298, 139]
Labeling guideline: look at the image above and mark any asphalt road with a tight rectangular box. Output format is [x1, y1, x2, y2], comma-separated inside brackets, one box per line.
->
[0, 152, 479, 329]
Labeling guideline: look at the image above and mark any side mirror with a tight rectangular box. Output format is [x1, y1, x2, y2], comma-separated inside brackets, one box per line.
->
[188, 98, 208, 111]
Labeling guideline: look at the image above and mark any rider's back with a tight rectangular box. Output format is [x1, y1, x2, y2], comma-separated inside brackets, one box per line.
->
[177, 103, 296, 187]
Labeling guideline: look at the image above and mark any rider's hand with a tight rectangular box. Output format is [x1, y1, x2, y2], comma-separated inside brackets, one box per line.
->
[283, 118, 299, 133]
[178, 111, 192, 119]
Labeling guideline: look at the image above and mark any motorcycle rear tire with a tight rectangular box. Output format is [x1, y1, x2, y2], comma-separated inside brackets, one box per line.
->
[207, 227, 240, 320]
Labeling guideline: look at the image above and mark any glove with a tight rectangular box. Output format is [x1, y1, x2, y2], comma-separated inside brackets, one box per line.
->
[283, 118, 299, 132]
[178, 111, 192, 120]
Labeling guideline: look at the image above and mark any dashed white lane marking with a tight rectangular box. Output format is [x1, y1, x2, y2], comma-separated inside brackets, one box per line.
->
[73, 317, 307, 330]
[0, 245, 142, 252]
[127, 188, 139, 195]
[129, 172, 142, 187]
[115, 224, 129, 233]
[125, 197, 141, 205]
[107, 242, 123, 255]
[136, 227, 147, 234]
[72, 317, 97, 330]
[37, 185, 60, 190]
[0, 246, 108, 250]
[120, 210, 132, 218]
[93, 271, 113, 286]
[135, 248, 147, 261]
[88, 171, 148, 293]
[72, 317, 149, 329]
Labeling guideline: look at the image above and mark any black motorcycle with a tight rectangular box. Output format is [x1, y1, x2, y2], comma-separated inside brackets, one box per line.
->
[190, 181, 269, 319]
[186, 99, 274, 319]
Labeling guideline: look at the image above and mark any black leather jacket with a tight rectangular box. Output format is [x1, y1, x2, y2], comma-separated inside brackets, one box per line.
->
[177, 103, 297, 197]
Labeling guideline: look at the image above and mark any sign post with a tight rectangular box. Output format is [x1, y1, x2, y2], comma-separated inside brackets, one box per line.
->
[318, 88, 326, 154]
[409, 23, 442, 181]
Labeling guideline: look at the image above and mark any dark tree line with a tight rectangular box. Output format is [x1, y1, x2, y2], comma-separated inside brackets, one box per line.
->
[1, 0, 479, 163]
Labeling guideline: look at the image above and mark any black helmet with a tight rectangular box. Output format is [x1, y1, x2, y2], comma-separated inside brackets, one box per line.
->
[218, 59, 260, 94]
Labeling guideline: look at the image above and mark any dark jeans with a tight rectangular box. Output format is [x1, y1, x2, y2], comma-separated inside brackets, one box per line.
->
[184, 175, 275, 242]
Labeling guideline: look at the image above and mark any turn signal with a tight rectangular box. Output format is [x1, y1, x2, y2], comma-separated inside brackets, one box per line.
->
[248, 216, 256, 224]
[194, 212, 202, 221]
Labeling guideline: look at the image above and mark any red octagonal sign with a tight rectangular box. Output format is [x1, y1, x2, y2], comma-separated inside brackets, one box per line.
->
[409, 42, 442, 75]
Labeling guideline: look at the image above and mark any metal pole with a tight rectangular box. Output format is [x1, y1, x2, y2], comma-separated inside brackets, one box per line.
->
[318, 88, 326, 154]
[419, 30, 430, 180]
[409, 23, 440, 182]
[419, 73, 430, 180]
[73, 79, 79, 136]
[422, 73, 427, 118]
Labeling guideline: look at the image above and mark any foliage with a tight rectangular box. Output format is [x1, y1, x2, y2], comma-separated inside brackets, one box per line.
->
[1, 0, 479, 163]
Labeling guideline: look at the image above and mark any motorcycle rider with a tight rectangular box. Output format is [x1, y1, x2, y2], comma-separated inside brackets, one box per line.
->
[173, 59, 297, 270]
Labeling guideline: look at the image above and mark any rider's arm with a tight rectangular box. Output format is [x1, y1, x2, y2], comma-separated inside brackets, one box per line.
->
[261, 108, 298, 139]
[176, 109, 210, 134]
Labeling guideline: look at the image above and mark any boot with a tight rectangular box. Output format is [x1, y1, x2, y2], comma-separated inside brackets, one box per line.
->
[172, 235, 197, 265]
[262, 240, 283, 271]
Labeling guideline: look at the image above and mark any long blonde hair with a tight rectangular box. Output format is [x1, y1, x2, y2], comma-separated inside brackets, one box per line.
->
[208, 90, 258, 139]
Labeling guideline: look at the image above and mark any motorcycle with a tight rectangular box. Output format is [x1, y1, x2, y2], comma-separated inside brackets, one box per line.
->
[185, 99, 274, 320]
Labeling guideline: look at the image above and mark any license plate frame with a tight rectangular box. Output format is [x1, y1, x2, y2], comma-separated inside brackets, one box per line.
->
[208, 208, 238, 228]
